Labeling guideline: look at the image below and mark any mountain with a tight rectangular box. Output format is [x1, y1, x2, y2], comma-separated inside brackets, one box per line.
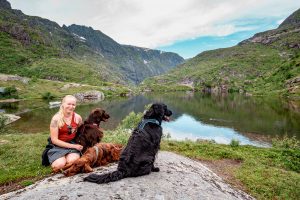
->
[65, 24, 184, 84]
[141, 9, 300, 97]
[0, 0, 184, 85]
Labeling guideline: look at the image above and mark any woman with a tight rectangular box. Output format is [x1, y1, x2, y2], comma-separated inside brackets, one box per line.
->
[47, 95, 83, 171]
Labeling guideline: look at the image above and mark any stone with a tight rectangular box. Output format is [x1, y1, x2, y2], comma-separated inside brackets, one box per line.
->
[0, 151, 254, 200]
[74, 90, 104, 102]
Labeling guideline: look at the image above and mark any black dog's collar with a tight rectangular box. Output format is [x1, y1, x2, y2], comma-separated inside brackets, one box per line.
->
[138, 119, 160, 130]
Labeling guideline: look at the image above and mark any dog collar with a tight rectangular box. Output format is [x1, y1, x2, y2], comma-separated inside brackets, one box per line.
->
[92, 146, 99, 166]
[138, 119, 160, 130]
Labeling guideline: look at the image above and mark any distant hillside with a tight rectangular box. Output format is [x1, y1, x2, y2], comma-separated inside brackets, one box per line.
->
[66, 25, 184, 84]
[141, 8, 300, 97]
[0, 0, 184, 85]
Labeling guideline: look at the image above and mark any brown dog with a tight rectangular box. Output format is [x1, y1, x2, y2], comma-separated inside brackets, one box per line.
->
[62, 143, 123, 176]
[75, 108, 110, 153]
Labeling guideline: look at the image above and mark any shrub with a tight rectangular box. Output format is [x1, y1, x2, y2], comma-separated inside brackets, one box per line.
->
[0, 114, 8, 133]
[230, 139, 240, 147]
[272, 136, 300, 150]
[0, 86, 18, 99]
[41, 92, 55, 100]
[119, 111, 143, 129]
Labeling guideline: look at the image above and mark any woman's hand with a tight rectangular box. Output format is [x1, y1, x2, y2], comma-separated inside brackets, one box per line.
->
[72, 144, 83, 151]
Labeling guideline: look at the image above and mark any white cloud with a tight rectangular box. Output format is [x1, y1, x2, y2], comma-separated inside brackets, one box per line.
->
[276, 19, 285, 25]
[9, 0, 300, 48]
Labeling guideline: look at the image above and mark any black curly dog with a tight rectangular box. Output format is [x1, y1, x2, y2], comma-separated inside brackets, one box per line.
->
[84, 103, 172, 184]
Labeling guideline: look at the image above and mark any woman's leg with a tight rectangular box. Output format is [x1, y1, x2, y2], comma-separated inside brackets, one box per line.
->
[66, 153, 80, 165]
[51, 156, 67, 172]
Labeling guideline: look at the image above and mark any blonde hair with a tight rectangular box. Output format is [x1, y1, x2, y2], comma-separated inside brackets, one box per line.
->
[57, 95, 77, 128]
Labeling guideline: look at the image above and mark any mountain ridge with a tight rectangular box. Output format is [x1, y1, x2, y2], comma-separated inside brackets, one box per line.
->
[141, 8, 300, 97]
[0, 0, 184, 85]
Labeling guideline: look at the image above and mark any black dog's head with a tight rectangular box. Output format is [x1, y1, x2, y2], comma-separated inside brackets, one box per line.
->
[144, 103, 172, 123]
[85, 108, 110, 126]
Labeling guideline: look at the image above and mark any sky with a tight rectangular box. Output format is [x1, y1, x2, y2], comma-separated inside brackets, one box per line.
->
[8, 0, 300, 59]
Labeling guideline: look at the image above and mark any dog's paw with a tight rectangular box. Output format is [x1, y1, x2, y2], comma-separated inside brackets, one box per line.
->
[152, 167, 160, 172]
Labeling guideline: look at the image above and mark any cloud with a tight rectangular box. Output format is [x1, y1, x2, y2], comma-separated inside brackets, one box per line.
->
[9, 0, 300, 48]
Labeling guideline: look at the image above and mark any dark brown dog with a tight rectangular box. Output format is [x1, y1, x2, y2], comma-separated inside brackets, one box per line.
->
[75, 108, 110, 153]
[62, 143, 123, 176]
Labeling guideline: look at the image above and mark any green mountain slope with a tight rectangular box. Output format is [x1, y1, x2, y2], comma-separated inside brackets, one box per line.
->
[141, 9, 300, 97]
[0, 0, 184, 85]
[66, 24, 184, 84]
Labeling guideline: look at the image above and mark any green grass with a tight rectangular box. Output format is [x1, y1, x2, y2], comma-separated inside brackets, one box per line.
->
[0, 111, 299, 199]
[0, 131, 51, 184]
[0, 75, 131, 99]
[161, 140, 300, 200]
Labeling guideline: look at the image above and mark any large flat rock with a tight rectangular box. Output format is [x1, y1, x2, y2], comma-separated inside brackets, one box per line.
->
[1, 151, 254, 200]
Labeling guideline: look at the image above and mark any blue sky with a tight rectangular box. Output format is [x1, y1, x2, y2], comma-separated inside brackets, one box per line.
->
[157, 17, 284, 58]
[8, 0, 300, 59]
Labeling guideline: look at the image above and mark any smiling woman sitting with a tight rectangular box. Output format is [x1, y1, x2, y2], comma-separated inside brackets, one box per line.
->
[46, 95, 83, 172]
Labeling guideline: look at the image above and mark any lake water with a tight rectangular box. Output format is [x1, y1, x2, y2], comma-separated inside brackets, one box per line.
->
[2, 92, 300, 147]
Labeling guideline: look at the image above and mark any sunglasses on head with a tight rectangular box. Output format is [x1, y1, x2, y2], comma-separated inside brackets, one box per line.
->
[67, 125, 72, 135]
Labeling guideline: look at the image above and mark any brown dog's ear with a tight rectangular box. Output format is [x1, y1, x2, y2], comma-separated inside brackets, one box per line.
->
[86, 108, 102, 124]
[83, 163, 93, 173]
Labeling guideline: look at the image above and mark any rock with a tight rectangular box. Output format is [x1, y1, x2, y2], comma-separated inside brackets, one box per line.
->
[0, 99, 20, 103]
[49, 101, 61, 108]
[0, 151, 254, 200]
[0, 0, 11, 10]
[60, 83, 82, 91]
[2, 114, 20, 125]
[74, 91, 104, 102]
[0, 74, 30, 84]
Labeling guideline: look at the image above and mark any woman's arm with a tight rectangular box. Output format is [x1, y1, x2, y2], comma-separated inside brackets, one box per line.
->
[76, 113, 83, 126]
[50, 115, 83, 151]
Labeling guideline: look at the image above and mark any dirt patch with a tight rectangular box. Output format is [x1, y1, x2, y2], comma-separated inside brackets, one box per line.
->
[0, 139, 9, 145]
[0, 182, 25, 195]
[0, 175, 52, 195]
[199, 159, 248, 193]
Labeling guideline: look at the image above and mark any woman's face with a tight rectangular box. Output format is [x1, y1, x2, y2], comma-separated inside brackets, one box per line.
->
[63, 97, 76, 114]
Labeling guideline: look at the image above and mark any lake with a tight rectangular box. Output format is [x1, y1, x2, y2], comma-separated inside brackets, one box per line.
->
[2, 92, 300, 147]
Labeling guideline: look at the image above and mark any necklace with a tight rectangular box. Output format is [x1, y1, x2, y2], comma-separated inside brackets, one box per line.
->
[63, 116, 72, 125]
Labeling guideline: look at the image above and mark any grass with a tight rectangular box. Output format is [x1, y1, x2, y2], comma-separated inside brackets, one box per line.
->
[0, 112, 299, 199]
[0, 75, 131, 99]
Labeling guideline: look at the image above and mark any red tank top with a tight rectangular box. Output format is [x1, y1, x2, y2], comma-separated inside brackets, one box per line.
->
[58, 112, 78, 142]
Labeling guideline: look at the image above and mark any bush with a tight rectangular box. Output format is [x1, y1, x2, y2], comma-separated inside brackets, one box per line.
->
[41, 92, 55, 100]
[119, 111, 143, 129]
[272, 136, 300, 150]
[230, 139, 240, 147]
[0, 86, 18, 99]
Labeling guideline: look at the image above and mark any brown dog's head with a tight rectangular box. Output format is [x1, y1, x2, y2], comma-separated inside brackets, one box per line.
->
[85, 108, 110, 126]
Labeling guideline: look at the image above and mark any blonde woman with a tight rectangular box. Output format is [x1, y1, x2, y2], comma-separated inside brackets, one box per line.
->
[47, 95, 83, 171]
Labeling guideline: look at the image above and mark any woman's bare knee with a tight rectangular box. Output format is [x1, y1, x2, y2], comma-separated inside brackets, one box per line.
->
[66, 153, 80, 164]
[51, 157, 67, 171]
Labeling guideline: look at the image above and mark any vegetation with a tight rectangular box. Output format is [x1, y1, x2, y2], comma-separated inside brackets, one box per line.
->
[0, 86, 18, 99]
[142, 43, 300, 97]
[0, 75, 131, 99]
[0, 111, 299, 199]
[141, 9, 300, 98]
[0, 114, 8, 132]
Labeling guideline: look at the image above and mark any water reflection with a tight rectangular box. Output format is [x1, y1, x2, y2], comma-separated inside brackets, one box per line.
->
[3, 92, 300, 146]
[162, 114, 270, 147]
